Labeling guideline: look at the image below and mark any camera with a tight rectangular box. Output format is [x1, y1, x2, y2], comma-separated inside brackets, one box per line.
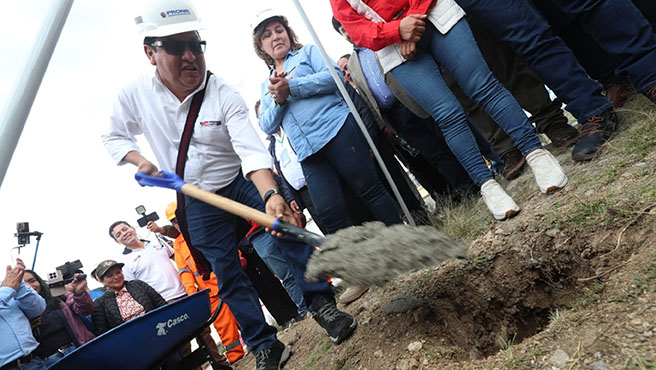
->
[15, 222, 31, 245]
[47, 260, 85, 297]
[136, 205, 159, 227]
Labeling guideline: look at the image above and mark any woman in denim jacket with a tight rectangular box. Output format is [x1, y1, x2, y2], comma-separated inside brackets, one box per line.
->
[254, 10, 402, 234]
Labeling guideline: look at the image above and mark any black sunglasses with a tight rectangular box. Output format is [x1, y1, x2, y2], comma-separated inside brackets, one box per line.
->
[150, 40, 206, 56]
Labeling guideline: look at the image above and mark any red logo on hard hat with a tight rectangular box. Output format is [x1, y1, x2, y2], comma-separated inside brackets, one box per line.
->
[160, 12, 167, 18]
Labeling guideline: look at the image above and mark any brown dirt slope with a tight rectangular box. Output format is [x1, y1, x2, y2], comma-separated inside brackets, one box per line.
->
[233, 96, 656, 370]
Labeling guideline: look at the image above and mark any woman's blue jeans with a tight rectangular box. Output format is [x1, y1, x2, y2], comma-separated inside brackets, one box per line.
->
[301, 114, 402, 234]
[391, 20, 542, 186]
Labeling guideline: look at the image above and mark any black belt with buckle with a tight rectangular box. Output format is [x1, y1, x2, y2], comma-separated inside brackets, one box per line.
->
[57, 342, 74, 354]
[0, 353, 33, 370]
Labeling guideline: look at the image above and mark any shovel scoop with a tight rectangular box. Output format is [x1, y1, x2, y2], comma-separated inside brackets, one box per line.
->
[135, 171, 467, 286]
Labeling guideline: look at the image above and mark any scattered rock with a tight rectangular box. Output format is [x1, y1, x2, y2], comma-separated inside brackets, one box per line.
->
[397, 358, 418, 370]
[374, 350, 383, 358]
[588, 360, 609, 370]
[547, 349, 571, 369]
[381, 292, 425, 315]
[545, 228, 560, 238]
[633, 162, 646, 167]
[495, 228, 509, 236]
[584, 189, 595, 196]
[630, 318, 642, 326]
[407, 341, 422, 352]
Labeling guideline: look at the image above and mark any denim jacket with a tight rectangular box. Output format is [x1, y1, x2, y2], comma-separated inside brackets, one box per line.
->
[258, 44, 350, 162]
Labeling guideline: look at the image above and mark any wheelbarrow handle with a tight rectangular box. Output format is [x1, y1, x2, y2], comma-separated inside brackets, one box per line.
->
[135, 171, 326, 246]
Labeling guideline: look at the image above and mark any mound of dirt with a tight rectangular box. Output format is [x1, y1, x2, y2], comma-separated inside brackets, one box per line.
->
[232, 99, 656, 370]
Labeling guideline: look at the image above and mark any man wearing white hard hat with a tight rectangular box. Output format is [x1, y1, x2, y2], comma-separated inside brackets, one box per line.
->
[102, 1, 297, 368]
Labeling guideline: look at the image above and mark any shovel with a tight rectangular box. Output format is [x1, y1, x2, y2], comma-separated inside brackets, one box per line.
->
[134, 171, 324, 246]
[135, 171, 466, 286]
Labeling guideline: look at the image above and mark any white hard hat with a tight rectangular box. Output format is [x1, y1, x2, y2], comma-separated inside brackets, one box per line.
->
[135, 0, 204, 37]
[251, 8, 286, 34]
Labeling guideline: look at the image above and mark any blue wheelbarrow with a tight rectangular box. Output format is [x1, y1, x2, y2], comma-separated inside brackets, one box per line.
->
[48, 289, 231, 370]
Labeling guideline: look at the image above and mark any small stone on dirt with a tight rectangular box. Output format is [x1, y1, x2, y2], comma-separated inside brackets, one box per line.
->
[374, 349, 383, 358]
[633, 162, 646, 167]
[407, 341, 422, 352]
[584, 189, 595, 196]
[381, 292, 424, 315]
[588, 360, 609, 370]
[545, 228, 560, 238]
[630, 318, 642, 326]
[547, 349, 571, 369]
[397, 358, 418, 370]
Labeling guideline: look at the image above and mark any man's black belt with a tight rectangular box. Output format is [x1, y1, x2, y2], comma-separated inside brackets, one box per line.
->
[0, 353, 34, 370]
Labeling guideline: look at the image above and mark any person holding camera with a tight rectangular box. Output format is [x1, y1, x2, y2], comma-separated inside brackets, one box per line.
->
[1, 258, 46, 370]
[108, 220, 228, 364]
[108, 221, 186, 303]
[21, 270, 94, 367]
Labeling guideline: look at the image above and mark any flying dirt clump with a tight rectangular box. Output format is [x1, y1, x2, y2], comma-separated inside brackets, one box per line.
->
[305, 222, 467, 286]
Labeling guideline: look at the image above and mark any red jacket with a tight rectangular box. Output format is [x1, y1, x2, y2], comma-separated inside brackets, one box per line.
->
[330, 0, 435, 51]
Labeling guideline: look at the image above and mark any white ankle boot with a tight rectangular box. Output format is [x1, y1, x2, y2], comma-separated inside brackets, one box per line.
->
[526, 149, 568, 193]
[481, 179, 520, 220]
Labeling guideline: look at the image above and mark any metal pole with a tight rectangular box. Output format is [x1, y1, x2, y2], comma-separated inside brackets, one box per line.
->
[291, 0, 416, 226]
[0, 0, 74, 188]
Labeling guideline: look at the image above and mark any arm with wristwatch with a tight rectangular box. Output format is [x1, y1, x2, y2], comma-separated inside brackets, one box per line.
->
[247, 168, 295, 236]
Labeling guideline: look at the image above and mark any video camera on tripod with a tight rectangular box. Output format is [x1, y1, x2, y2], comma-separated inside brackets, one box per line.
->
[46, 260, 86, 297]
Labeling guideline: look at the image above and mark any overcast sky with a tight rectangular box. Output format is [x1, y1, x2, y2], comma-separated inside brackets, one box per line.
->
[0, 0, 351, 287]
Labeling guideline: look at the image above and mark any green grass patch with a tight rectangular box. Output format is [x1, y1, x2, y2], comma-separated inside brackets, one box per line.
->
[303, 338, 332, 369]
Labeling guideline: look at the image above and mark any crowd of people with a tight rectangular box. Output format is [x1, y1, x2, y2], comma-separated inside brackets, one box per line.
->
[3, 0, 656, 369]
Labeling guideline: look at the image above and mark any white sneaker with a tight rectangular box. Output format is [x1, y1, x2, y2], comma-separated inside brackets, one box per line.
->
[526, 149, 568, 194]
[338, 286, 369, 305]
[480, 179, 521, 221]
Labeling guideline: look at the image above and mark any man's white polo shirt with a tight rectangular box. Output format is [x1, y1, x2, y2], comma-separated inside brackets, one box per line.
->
[121, 240, 185, 302]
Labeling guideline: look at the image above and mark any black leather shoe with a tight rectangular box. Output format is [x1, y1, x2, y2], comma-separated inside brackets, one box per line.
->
[571, 109, 618, 162]
[311, 296, 357, 344]
[501, 149, 526, 181]
[255, 340, 290, 370]
[543, 121, 579, 148]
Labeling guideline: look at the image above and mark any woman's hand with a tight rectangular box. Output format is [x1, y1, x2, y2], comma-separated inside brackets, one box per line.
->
[401, 40, 418, 60]
[66, 273, 88, 295]
[268, 71, 291, 105]
[399, 14, 427, 42]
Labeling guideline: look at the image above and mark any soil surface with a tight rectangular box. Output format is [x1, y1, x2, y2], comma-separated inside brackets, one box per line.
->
[233, 97, 656, 370]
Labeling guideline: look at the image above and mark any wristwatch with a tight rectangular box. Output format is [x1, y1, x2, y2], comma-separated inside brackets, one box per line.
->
[263, 189, 280, 204]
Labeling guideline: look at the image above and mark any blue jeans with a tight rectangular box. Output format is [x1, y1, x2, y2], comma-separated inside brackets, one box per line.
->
[37, 345, 76, 368]
[453, 0, 612, 121]
[387, 103, 475, 190]
[253, 233, 308, 316]
[547, 0, 656, 93]
[391, 20, 542, 186]
[185, 174, 332, 353]
[300, 114, 402, 234]
[275, 237, 334, 307]
[3, 358, 46, 370]
[185, 175, 278, 355]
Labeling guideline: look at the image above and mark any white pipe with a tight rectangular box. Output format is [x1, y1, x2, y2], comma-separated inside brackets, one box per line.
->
[291, 0, 416, 226]
[0, 0, 74, 189]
